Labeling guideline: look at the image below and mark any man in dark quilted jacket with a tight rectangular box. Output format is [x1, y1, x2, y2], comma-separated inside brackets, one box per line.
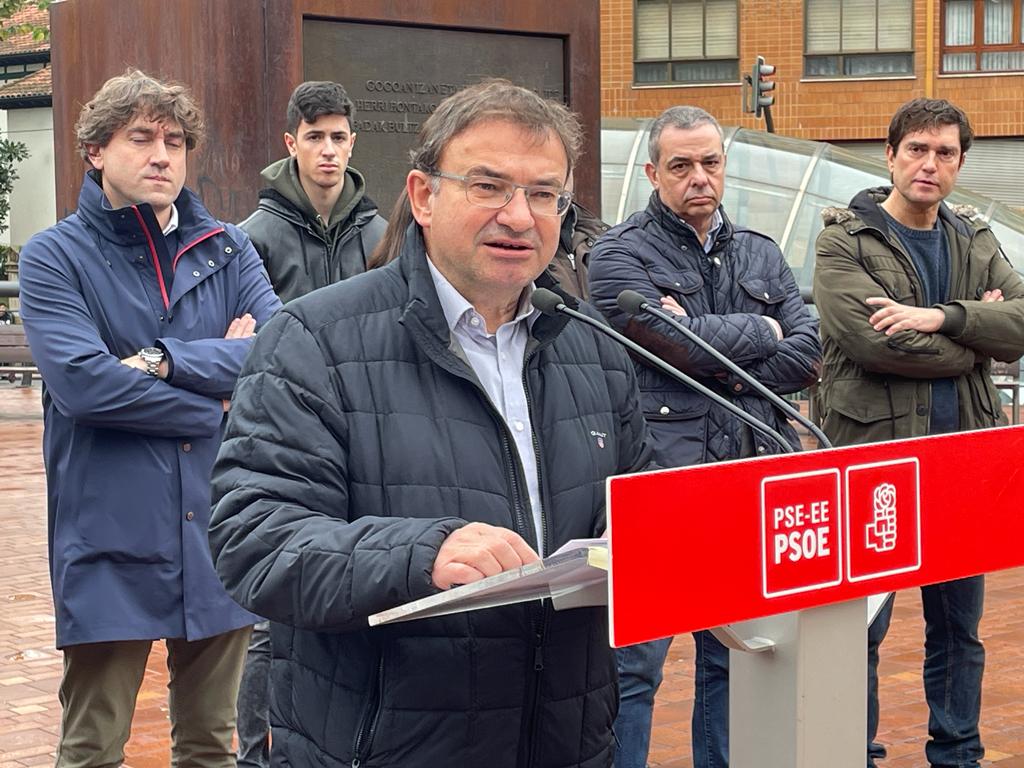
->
[588, 105, 820, 768]
[210, 80, 653, 768]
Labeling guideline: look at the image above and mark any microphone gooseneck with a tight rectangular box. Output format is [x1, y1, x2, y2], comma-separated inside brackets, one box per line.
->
[530, 289, 794, 453]
[615, 289, 831, 450]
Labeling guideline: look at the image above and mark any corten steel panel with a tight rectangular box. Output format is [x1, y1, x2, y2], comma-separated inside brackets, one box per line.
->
[302, 21, 565, 215]
[265, 0, 602, 215]
[51, 0, 267, 223]
[52, 0, 600, 222]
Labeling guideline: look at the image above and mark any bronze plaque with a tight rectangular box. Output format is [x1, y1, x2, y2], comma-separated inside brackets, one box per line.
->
[302, 20, 565, 216]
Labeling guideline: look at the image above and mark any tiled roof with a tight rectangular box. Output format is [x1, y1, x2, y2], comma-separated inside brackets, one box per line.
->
[0, 4, 49, 57]
[0, 64, 50, 100]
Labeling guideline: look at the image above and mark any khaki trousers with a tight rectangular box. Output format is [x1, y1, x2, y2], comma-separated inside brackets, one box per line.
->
[55, 625, 252, 768]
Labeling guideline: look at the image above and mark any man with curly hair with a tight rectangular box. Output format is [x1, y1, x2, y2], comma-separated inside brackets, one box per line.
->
[19, 70, 280, 767]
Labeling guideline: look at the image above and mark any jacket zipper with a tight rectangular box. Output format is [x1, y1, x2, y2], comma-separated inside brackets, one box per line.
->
[500, 433, 533, 548]
[130, 206, 170, 310]
[521, 346, 550, 557]
[520, 345, 552, 768]
[351, 652, 385, 767]
[306, 220, 363, 286]
[525, 605, 552, 768]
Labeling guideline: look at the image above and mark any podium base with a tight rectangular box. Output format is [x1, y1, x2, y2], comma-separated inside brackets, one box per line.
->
[728, 599, 867, 768]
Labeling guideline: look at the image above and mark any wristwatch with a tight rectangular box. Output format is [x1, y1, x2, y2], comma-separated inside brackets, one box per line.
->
[139, 347, 164, 377]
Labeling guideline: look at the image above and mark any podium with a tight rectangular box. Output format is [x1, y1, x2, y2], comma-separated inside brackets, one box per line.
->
[371, 425, 1024, 767]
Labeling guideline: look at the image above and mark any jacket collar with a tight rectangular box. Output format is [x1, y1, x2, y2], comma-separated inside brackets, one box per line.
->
[397, 223, 571, 353]
[645, 191, 734, 252]
[75, 169, 223, 248]
[843, 186, 978, 241]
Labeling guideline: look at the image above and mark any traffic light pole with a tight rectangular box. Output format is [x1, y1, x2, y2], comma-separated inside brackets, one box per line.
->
[743, 55, 776, 133]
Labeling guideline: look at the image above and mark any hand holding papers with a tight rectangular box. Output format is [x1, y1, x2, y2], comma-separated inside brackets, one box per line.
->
[368, 539, 609, 626]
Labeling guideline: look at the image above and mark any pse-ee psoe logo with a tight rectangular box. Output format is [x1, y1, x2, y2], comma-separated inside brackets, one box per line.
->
[760, 469, 842, 598]
[844, 459, 921, 582]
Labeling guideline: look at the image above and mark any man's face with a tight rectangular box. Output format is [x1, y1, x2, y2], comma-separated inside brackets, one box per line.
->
[407, 119, 568, 305]
[87, 113, 187, 220]
[285, 114, 355, 192]
[645, 123, 726, 226]
[886, 124, 964, 210]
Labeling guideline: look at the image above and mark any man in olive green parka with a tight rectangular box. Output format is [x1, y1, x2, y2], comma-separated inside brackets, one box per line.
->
[814, 98, 1024, 768]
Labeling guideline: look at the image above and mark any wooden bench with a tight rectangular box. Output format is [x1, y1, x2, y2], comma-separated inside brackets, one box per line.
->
[0, 325, 37, 386]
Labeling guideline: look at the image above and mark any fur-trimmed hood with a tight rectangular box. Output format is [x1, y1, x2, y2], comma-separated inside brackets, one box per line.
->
[820, 186, 983, 234]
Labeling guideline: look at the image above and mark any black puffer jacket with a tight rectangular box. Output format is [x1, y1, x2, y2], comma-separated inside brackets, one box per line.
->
[589, 193, 821, 467]
[209, 228, 652, 768]
[239, 164, 386, 304]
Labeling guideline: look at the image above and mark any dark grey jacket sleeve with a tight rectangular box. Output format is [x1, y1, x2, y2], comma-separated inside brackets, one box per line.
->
[730, 249, 821, 395]
[588, 234, 781, 377]
[208, 311, 465, 633]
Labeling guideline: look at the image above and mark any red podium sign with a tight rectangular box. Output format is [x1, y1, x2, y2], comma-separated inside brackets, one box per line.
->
[607, 426, 1024, 647]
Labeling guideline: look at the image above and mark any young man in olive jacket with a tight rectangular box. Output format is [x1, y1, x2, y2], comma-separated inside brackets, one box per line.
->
[210, 80, 653, 768]
[239, 81, 386, 305]
[814, 98, 1024, 768]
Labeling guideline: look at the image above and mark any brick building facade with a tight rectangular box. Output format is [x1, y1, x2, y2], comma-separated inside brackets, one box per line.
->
[601, 0, 1024, 142]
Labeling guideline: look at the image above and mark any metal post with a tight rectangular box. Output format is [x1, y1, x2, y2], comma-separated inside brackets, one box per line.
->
[726, 600, 867, 768]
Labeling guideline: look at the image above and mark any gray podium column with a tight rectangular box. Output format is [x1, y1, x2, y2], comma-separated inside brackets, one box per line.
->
[723, 599, 867, 768]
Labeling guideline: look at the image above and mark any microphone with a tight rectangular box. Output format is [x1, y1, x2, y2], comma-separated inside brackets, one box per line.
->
[616, 289, 831, 450]
[530, 288, 794, 453]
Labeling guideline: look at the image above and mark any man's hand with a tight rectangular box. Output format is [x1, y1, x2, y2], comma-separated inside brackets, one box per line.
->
[225, 313, 256, 339]
[660, 296, 687, 317]
[431, 522, 540, 590]
[865, 297, 944, 336]
[982, 289, 1004, 303]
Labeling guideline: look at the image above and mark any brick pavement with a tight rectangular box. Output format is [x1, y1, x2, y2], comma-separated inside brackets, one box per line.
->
[1, 382, 1023, 767]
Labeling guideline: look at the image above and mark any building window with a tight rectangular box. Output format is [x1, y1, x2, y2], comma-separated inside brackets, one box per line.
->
[0, 64, 34, 82]
[633, 0, 739, 85]
[942, 0, 1024, 73]
[804, 0, 914, 78]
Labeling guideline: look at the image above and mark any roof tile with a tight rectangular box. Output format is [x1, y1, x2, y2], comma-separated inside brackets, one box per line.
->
[0, 4, 49, 57]
[0, 64, 51, 100]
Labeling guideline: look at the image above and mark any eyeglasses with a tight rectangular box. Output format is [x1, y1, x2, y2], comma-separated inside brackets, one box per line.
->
[429, 171, 573, 217]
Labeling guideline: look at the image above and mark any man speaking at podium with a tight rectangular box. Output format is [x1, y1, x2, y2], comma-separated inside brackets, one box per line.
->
[814, 98, 1024, 768]
[209, 80, 652, 768]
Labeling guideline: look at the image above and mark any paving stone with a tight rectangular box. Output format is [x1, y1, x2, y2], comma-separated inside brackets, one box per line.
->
[2, 385, 1024, 766]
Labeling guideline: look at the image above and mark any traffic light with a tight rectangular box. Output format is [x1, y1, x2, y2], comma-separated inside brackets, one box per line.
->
[753, 56, 776, 118]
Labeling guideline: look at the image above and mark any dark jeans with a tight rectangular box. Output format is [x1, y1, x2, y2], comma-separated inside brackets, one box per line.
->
[236, 620, 271, 768]
[614, 631, 729, 768]
[868, 576, 985, 768]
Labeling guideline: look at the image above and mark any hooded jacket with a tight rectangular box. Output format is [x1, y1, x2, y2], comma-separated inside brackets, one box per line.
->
[240, 158, 387, 303]
[588, 192, 821, 468]
[208, 226, 653, 768]
[19, 172, 281, 648]
[813, 187, 1024, 445]
[546, 201, 609, 301]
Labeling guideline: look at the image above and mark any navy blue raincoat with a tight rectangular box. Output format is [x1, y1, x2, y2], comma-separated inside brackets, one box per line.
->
[20, 172, 281, 648]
